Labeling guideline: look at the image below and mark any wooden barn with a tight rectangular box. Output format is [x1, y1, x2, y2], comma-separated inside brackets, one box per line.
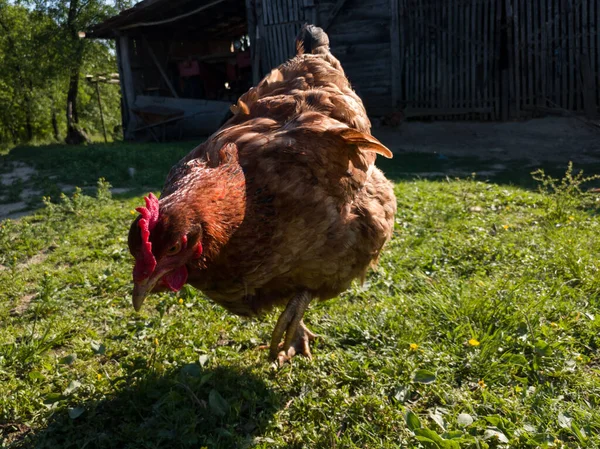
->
[89, 0, 600, 141]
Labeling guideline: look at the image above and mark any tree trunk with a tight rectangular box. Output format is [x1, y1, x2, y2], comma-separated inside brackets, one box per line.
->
[64, 0, 90, 145]
[25, 81, 33, 141]
[51, 106, 59, 141]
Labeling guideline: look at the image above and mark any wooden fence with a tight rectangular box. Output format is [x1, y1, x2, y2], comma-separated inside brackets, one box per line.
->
[397, 0, 600, 120]
[251, 0, 600, 120]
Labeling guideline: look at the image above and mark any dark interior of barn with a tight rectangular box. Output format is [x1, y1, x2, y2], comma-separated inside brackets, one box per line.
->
[91, 0, 253, 103]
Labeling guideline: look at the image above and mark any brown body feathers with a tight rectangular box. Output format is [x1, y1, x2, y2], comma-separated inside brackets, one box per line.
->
[154, 25, 397, 317]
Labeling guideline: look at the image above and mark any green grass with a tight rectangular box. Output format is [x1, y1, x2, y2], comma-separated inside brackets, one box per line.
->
[1, 144, 600, 448]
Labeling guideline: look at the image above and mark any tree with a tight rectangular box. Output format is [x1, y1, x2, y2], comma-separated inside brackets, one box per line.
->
[0, 0, 128, 148]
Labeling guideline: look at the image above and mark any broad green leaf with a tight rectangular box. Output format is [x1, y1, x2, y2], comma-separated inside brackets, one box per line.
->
[44, 393, 62, 404]
[180, 363, 201, 378]
[534, 340, 552, 357]
[59, 354, 77, 365]
[208, 389, 229, 417]
[429, 411, 445, 431]
[28, 371, 44, 381]
[63, 380, 81, 395]
[413, 369, 436, 384]
[405, 410, 421, 431]
[508, 354, 528, 365]
[90, 341, 106, 355]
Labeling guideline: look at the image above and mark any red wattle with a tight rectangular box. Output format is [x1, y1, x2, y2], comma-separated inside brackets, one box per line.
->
[162, 265, 188, 291]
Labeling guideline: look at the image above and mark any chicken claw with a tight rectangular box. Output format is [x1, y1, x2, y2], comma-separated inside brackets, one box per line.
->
[269, 291, 314, 364]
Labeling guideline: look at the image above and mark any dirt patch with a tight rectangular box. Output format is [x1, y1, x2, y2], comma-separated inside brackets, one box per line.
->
[374, 117, 600, 165]
[0, 162, 36, 186]
[9, 294, 36, 316]
[17, 252, 48, 269]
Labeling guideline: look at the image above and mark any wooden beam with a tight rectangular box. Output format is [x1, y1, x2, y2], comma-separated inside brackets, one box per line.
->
[390, 0, 401, 108]
[245, 0, 260, 84]
[581, 53, 598, 119]
[322, 0, 348, 30]
[142, 36, 179, 98]
[116, 36, 138, 139]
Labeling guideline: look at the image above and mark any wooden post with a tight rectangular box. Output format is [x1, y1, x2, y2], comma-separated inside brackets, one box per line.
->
[116, 36, 138, 139]
[143, 36, 179, 98]
[390, 0, 401, 109]
[95, 81, 108, 143]
[245, 0, 261, 85]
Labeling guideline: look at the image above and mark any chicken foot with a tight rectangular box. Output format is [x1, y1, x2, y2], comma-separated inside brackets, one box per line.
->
[269, 291, 315, 364]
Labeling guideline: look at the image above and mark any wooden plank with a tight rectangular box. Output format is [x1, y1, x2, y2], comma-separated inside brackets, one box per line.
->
[441, 0, 449, 115]
[574, 0, 581, 111]
[268, 26, 277, 68]
[281, 0, 288, 23]
[434, 0, 440, 117]
[116, 36, 138, 139]
[403, 106, 494, 118]
[390, 0, 401, 108]
[406, 0, 414, 107]
[424, 0, 430, 111]
[398, 0, 406, 107]
[562, 0, 568, 109]
[590, 0, 596, 108]
[582, 53, 598, 118]
[471, 0, 478, 116]
[512, 0, 521, 116]
[263, 0, 271, 25]
[540, 0, 547, 108]
[452, 0, 458, 116]
[567, 0, 574, 110]
[272, 0, 281, 24]
[597, 0, 600, 110]
[504, 0, 515, 117]
[525, 0, 532, 109]
[323, 0, 349, 30]
[555, 0, 561, 107]
[459, 0, 465, 112]
[470, 0, 475, 115]
[494, 0, 502, 119]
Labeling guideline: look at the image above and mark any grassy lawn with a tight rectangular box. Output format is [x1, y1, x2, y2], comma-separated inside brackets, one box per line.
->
[1, 142, 600, 448]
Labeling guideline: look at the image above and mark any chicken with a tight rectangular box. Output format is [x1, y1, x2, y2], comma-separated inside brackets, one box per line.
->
[128, 25, 397, 364]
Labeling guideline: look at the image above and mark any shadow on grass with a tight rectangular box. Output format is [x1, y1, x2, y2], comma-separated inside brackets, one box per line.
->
[4, 141, 600, 196]
[14, 364, 280, 449]
[377, 152, 600, 189]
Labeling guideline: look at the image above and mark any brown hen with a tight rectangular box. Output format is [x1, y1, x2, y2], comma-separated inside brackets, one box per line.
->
[128, 25, 397, 364]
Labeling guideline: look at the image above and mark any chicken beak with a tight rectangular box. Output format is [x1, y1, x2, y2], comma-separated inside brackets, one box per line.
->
[132, 277, 159, 311]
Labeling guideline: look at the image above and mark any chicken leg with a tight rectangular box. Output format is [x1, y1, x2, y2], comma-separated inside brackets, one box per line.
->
[269, 291, 316, 365]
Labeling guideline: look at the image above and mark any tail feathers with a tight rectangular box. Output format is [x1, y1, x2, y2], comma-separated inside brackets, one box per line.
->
[296, 24, 330, 55]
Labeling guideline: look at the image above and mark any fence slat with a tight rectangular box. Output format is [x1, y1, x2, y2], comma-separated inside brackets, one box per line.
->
[540, 0, 547, 108]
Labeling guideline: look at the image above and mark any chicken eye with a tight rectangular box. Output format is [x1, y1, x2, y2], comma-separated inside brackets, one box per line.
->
[166, 242, 181, 256]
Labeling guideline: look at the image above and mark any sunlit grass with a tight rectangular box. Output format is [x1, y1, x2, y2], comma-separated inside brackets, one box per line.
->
[1, 149, 600, 448]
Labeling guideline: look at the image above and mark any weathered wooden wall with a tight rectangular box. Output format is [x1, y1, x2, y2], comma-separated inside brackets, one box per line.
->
[319, 0, 394, 116]
[394, 0, 600, 120]
[398, 0, 501, 120]
[505, 0, 599, 119]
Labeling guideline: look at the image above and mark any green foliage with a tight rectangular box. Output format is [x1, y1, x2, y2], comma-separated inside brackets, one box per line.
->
[1, 150, 600, 447]
[531, 162, 600, 222]
[0, 0, 123, 148]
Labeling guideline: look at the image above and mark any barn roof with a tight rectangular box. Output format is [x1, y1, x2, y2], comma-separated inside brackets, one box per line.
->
[88, 0, 247, 39]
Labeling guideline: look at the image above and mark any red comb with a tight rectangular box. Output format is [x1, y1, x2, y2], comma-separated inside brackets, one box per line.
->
[133, 193, 160, 282]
